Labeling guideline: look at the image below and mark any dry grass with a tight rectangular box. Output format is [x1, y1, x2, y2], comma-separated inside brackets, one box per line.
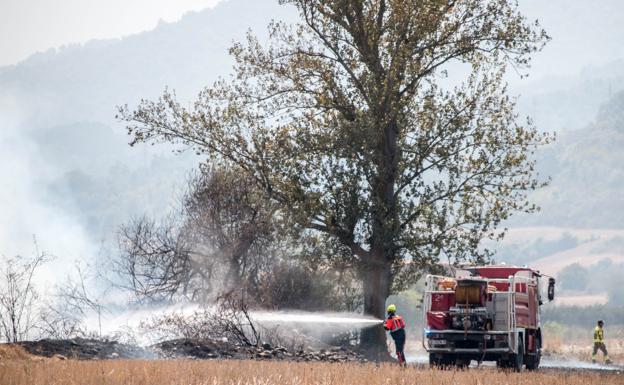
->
[542, 324, 624, 363]
[0, 344, 40, 361]
[545, 337, 624, 363]
[0, 360, 621, 385]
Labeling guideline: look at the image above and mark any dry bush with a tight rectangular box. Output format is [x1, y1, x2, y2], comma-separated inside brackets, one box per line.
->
[258, 325, 309, 352]
[0, 251, 50, 343]
[139, 309, 217, 342]
[252, 261, 361, 312]
[0, 360, 622, 385]
[139, 294, 262, 346]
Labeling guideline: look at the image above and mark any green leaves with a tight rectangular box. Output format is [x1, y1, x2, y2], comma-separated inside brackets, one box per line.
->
[120, 0, 551, 298]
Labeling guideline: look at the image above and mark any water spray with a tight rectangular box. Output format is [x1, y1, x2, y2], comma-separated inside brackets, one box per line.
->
[251, 311, 384, 326]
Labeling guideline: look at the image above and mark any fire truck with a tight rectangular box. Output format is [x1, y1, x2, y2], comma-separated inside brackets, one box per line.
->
[422, 266, 555, 371]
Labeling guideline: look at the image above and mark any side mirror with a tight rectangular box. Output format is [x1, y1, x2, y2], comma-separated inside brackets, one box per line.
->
[547, 278, 555, 301]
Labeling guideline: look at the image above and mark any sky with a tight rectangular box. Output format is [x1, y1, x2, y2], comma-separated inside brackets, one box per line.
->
[1, 0, 623, 77]
[517, 0, 624, 82]
[0, 0, 222, 67]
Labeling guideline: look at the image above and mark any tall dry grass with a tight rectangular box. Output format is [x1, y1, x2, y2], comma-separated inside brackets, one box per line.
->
[544, 337, 624, 362]
[0, 344, 41, 361]
[542, 323, 624, 363]
[0, 360, 621, 385]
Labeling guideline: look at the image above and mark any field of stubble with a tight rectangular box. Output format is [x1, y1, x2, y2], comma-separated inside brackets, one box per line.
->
[0, 360, 621, 385]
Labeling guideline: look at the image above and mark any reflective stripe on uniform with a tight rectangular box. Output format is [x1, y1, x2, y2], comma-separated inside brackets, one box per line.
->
[385, 315, 405, 332]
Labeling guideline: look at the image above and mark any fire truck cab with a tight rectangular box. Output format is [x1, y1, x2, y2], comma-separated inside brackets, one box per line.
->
[422, 265, 555, 371]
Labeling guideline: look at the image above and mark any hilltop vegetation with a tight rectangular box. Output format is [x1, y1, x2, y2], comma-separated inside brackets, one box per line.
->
[513, 91, 624, 229]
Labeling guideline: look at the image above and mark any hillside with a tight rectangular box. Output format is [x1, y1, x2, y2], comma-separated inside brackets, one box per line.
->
[0, 0, 623, 289]
[492, 93, 624, 305]
[516, 91, 624, 229]
[0, 0, 291, 258]
[515, 60, 624, 132]
[0, 0, 291, 127]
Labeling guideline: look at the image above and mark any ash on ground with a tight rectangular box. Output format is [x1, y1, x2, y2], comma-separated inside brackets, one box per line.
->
[15, 338, 368, 363]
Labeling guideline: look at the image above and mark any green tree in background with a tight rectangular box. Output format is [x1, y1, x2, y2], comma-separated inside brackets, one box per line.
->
[120, 0, 550, 355]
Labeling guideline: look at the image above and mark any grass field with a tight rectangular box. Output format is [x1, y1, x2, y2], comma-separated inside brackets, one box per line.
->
[0, 359, 622, 385]
[540, 323, 624, 363]
[544, 337, 624, 363]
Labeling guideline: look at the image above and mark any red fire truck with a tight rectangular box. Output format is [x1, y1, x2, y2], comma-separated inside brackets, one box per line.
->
[422, 265, 555, 371]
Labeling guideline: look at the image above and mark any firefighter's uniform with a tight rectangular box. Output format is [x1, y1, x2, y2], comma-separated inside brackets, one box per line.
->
[384, 305, 406, 366]
[592, 325, 611, 364]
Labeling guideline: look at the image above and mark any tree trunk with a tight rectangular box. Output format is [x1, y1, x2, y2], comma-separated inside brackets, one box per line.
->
[359, 248, 392, 360]
[358, 118, 399, 359]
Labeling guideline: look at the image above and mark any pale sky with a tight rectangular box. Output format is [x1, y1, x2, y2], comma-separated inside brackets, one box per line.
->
[0, 0, 222, 67]
[2, 0, 623, 79]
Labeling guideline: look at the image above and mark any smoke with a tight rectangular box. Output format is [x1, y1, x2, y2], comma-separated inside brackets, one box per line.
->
[81, 303, 203, 345]
[0, 93, 96, 286]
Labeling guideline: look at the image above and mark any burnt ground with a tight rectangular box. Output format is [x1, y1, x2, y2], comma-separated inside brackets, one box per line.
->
[18, 338, 155, 360]
[15, 338, 368, 363]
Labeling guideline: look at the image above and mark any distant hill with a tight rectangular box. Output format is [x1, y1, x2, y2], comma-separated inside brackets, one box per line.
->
[515, 90, 624, 229]
[0, 0, 292, 256]
[0, 0, 622, 272]
[515, 60, 624, 132]
[495, 92, 624, 304]
[0, 0, 292, 128]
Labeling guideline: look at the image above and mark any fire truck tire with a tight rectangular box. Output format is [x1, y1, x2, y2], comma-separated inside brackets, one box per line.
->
[497, 343, 524, 371]
[455, 358, 470, 369]
[525, 344, 541, 370]
[429, 354, 453, 369]
[510, 342, 524, 372]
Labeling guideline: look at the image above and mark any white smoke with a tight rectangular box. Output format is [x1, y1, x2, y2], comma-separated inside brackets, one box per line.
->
[0, 93, 96, 286]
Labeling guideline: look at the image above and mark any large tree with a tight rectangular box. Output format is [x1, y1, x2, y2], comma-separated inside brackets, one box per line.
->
[120, 0, 550, 354]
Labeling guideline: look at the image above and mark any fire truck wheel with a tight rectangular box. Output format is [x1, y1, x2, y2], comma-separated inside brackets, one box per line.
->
[496, 358, 510, 368]
[455, 358, 470, 369]
[429, 354, 453, 369]
[525, 347, 541, 370]
[498, 343, 525, 371]
[510, 342, 524, 372]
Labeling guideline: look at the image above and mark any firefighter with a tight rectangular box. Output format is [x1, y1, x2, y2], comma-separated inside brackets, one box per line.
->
[592, 320, 612, 364]
[384, 304, 406, 366]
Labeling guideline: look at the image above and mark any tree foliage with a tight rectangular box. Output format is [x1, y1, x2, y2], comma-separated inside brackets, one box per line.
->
[183, 166, 281, 293]
[120, 0, 551, 351]
[117, 166, 360, 310]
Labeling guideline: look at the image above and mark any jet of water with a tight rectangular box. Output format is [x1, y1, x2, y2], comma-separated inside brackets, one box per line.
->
[251, 311, 384, 326]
